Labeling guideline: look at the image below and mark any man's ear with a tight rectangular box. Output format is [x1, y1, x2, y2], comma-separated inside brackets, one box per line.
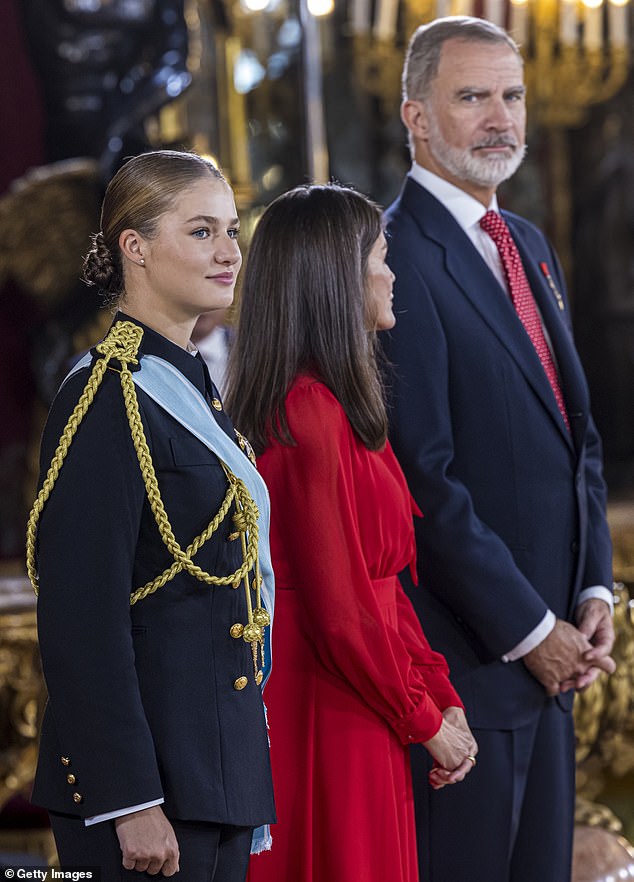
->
[401, 99, 430, 141]
[119, 229, 145, 266]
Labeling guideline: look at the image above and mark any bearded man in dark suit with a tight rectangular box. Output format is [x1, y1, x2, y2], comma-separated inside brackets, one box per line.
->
[381, 16, 615, 882]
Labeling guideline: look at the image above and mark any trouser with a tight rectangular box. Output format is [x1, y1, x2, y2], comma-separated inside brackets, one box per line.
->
[50, 811, 254, 882]
[411, 701, 575, 882]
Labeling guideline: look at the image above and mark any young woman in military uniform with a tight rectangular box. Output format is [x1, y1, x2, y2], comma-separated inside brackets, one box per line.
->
[26, 150, 275, 880]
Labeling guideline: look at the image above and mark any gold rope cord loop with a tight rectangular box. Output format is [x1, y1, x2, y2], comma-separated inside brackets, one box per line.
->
[125, 410, 261, 602]
[26, 321, 144, 594]
[130, 475, 259, 604]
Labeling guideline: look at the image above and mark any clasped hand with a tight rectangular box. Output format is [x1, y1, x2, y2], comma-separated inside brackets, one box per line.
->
[523, 599, 616, 696]
[423, 706, 478, 791]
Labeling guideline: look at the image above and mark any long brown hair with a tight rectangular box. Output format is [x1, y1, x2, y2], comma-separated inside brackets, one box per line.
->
[225, 184, 387, 453]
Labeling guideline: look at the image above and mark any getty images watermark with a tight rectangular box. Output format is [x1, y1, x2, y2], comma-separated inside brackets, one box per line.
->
[2, 869, 100, 880]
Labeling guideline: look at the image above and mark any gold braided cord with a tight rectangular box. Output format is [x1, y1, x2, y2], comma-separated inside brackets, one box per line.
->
[26, 321, 261, 613]
[129, 476, 237, 605]
[117, 362, 260, 603]
[130, 469, 259, 605]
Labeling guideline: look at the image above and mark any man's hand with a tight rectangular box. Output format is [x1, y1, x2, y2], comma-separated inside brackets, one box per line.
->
[115, 805, 180, 876]
[523, 616, 615, 696]
[567, 598, 616, 691]
[523, 619, 591, 695]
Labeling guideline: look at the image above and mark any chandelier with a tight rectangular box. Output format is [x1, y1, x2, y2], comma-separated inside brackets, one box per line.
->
[350, 0, 632, 126]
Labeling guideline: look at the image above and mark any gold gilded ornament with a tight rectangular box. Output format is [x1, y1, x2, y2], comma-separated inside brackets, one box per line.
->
[252, 607, 270, 628]
[243, 623, 263, 643]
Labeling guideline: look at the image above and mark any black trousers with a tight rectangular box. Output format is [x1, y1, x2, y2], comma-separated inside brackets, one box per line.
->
[411, 701, 575, 882]
[49, 811, 253, 882]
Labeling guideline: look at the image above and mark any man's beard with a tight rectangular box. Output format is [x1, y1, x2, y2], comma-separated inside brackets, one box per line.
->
[427, 110, 526, 188]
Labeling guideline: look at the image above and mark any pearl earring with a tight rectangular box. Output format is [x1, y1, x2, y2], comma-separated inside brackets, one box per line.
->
[139, 258, 145, 266]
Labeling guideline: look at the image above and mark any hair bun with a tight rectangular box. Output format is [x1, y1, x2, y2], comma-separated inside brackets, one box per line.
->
[82, 231, 122, 300]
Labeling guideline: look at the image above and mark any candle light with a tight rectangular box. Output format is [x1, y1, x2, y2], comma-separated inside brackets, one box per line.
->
[510, 0, 529, 43]
[608, 0, 629, 47]
[241, 0, 270, 11]
[454, 0, 474, 15]
[374, 0, 398, 40]
[351, 0, 371, 35]
[308, 0, 334, 15]
[484, 0, 504, 24]
[559, 0, 578, 46]
[581, 0, 604, 49]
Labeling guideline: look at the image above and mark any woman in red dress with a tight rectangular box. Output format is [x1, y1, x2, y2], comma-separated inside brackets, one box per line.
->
[226, 184, 477, 882]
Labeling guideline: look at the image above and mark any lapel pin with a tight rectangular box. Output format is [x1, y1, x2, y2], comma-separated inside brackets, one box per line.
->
[540, 262, 565, 311]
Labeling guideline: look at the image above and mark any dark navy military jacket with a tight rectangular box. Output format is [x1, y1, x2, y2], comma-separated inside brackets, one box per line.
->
[32, 314, 275, 826]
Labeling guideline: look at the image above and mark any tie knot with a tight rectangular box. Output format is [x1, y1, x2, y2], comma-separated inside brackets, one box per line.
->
[479, 210, 510, 245]
[480, 211, 508, 234]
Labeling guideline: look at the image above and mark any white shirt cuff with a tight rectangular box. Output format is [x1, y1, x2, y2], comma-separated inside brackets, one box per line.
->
[84, 798, 164, 826]
[502, 610, 556, 662]
[576, 585, 614, 614]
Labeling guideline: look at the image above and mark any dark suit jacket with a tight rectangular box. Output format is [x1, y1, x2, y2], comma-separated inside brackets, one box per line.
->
[31, 314, 275, 826]
[381, 177, 612, 729]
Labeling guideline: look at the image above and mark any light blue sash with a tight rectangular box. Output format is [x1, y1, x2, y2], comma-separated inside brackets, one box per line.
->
[67, 351, 275, 852]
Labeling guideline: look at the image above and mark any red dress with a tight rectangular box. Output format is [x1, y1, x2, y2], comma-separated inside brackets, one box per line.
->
[249, 376, 462, 882]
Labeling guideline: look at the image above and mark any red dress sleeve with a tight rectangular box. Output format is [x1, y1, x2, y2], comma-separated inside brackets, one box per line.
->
[261, 380, 449, 744]
[394, 587, 464, 711]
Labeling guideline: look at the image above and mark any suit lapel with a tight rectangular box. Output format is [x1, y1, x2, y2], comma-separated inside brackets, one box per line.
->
[401, 179, 574, 449]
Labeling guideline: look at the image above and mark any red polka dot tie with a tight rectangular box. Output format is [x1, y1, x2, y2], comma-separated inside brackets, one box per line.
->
[480, 210, 570, 430]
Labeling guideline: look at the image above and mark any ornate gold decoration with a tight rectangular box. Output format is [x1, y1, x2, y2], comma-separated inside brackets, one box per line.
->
[610, 503, 634, 584]
[0, 578, 46, 810]
[506, 0, 631, 125]
[574, 578, 634, 830]
[235, 430, 257, 466]
[0, 159, 101, 306]
[348, 0, 631, 127]
[570, 506, 634, 844]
